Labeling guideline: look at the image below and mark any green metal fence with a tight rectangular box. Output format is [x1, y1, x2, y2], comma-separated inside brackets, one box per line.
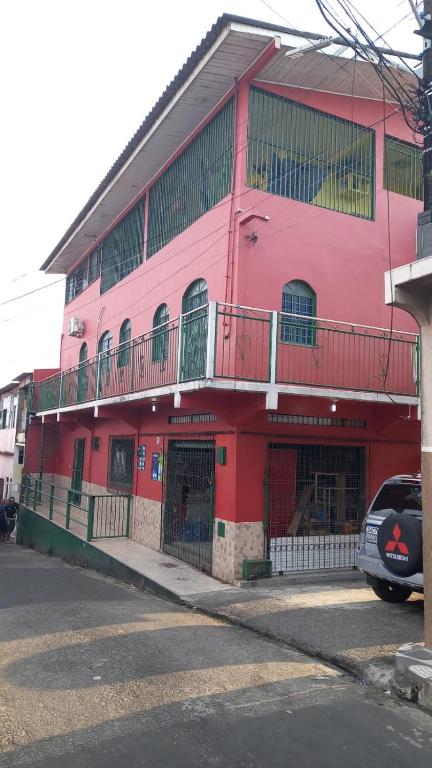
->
[20, 475, 131, 542]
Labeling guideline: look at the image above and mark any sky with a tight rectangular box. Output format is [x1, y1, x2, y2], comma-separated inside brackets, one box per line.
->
[0, 0, 422, 384]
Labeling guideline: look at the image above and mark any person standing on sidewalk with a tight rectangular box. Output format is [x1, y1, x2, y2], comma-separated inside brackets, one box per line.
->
[0, 501, 8, 542]
[5, 497, 18, 541]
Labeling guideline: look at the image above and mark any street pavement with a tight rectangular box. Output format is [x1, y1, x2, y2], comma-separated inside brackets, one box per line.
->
[188, 575, 424, 690]
[1, 544, 432, 768]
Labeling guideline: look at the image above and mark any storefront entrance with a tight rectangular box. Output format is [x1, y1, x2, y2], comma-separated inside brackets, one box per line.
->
[163, 439, 215, 573]
[266, 443, 364, 573]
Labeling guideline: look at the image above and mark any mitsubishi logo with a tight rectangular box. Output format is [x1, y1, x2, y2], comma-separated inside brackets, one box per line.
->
[385, 523, 409, 558]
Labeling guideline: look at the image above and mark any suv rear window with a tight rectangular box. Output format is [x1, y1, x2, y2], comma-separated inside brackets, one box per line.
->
[371, 483, 422, 514]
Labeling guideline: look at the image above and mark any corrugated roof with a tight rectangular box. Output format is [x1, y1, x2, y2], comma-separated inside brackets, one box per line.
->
[42, 13, 419, 273]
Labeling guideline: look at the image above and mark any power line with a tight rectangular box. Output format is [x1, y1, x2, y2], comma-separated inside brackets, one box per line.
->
[313, 0, 419, 127]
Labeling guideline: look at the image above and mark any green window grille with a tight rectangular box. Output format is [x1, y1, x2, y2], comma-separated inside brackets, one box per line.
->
[181, 280, 208, 381]
[77, 343, 88, 404]
[118, 319, 132, 368]
[88, 247, 101, 284]
[65, 246, 101, 304]
[182, 279, 208, 313]
[108, 436, 135, 493]
[152, 304, 169, 363]
[98, 330, 113, 382]
[384, 135, 423, 201]
[147, 100, 234, 258]
[281, 280, 316, 346]
[79, 342, 88, 364]
[247, 87, 375, 220]
[100, 199, 145, 294]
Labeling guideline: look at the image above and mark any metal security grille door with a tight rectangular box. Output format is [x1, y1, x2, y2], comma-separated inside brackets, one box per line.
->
[266, 444, 364, 573]
[163, 440, 215, 572]
[71, 438, 85, 505]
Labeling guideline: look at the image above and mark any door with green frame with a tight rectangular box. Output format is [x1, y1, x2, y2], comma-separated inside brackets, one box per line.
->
[71, 438, 85, 505]
[77, 343, 88, 403]
[180, 279, 208, 381]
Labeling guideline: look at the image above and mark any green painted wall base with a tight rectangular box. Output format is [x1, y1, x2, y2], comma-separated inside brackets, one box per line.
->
[17, 506, 183, 605]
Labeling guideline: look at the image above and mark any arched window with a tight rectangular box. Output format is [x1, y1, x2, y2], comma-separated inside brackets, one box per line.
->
[281, 280, 316, 345]
[181, 280, 208, 380]
[118, 319, 131, 368]
[152, 304, 169, 362]
[98, 330, 113, 355]
[182, 279, 208, 314]
[98, 331, 113, 391]
[79, 342, 88, 364]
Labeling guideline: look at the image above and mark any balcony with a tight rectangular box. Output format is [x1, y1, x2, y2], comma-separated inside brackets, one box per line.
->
[31, 302, 419, 414]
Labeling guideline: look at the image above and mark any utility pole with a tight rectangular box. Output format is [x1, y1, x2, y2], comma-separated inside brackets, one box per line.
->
[413, 0, 432, 648]
[416, 0, 432, 209]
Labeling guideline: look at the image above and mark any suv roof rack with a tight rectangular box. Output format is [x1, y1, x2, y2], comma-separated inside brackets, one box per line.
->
[386, 474, 421, 483]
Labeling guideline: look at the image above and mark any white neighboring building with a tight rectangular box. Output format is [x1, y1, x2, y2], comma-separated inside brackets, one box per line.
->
[0, 373, 32, 499]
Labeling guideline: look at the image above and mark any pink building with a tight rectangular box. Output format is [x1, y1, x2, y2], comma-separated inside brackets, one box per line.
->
[26, 16, 422, 582]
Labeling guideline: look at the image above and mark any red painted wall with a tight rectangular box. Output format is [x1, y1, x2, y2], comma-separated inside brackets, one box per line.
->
[33, 368, 59, 382]
[61, 202, 231, 370]
[234, 83, 420, 334]
[35, 66, 423, 534]
[58, 80, 420, 380]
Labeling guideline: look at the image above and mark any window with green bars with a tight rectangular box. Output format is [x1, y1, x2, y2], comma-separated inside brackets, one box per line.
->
[384, 136, 423, 201]
[118, 319, 132, 368]
[147, 100, 234, 258]
[100, 199, 145, 294]
[65, 246, 101, 304]
[247, 87, 375, 220]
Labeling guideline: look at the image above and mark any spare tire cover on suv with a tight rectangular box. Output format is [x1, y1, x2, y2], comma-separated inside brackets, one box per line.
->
[377, 512, 422, 577]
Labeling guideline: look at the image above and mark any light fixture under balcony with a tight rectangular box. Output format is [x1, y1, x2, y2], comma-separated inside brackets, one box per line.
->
[330, 401, 337, 413]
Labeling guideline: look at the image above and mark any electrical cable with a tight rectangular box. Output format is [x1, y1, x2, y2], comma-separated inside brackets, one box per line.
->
[314, 0, 419, 128]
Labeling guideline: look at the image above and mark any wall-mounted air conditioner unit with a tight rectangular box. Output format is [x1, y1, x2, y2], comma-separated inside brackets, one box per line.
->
[67, 317, 85, 337]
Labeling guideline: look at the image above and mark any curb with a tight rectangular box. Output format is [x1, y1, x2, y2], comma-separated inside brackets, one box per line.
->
[17, 506, 419, 709]
[181, 597, 384, 690]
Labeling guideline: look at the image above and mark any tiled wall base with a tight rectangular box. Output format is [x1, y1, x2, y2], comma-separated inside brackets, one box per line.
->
[130, 497, 162, 551]
[212, 519, 264, 583]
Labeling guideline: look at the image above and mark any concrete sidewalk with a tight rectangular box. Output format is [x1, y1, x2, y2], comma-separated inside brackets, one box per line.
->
[36, 531, 427, 693]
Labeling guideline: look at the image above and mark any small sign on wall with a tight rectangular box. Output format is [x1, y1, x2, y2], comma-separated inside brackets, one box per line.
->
[137, 445, 146, 471]
[151, 452, 163, 481]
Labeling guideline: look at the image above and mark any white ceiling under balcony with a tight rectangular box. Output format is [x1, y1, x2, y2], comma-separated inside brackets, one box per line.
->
[44, 16, 418, 275]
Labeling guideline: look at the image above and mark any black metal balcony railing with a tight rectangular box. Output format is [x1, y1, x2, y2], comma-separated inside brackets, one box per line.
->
[31, 303, 419, 413]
